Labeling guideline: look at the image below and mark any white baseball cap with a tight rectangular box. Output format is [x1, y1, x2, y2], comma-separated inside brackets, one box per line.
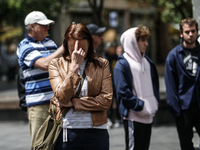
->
[24, 11, 54, 26]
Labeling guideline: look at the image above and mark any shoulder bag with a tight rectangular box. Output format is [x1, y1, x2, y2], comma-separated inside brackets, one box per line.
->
[34, 69, 86, 150]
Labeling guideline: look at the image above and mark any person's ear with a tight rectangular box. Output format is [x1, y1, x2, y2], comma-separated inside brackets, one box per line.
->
[30, 24, 34, 30]
[180, 31, 183, 38]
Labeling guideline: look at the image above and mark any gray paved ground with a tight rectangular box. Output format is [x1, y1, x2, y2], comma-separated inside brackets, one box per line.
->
[0, 121, 199, 150]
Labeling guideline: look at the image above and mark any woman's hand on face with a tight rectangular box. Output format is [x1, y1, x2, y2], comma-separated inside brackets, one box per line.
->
[70, 40, 85, 73]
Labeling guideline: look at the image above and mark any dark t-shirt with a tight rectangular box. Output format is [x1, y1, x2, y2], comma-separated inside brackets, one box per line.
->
[182, 47, 198, 76]
[182, 40, 200, 104]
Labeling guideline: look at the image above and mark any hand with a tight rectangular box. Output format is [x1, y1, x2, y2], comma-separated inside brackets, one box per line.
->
[70, 40, 85, 73]
[55, 99, 74, 108]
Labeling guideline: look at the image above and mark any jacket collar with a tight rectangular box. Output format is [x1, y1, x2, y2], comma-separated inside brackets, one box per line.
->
[177, 38, 200, 53]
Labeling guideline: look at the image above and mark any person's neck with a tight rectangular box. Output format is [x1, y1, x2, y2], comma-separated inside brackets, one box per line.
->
[28, 33, 43, 42]
[183, 41, 196, 49]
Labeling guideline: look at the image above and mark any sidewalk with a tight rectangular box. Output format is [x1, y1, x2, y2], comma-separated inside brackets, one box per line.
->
[0, 81, 199, 149]
[110, 124, 199, 150]
[0, 121, 174, 150]
[1, 121, 199, 150]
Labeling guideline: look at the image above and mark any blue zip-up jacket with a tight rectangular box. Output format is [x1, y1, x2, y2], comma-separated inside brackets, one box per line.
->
[113, 54, 160, 119]
[165, 42, 200, 117]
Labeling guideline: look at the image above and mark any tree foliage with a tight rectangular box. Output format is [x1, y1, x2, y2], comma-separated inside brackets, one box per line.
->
[159, 0, 192, 23]
[140, 0, 192, 23]
[0, 0, 72, 26]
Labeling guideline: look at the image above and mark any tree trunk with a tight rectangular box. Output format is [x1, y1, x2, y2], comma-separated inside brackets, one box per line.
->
[87, 0, 104, 26]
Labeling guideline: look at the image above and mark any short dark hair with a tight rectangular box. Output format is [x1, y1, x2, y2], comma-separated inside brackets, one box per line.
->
[180, 18, 198, 33]
[135, 25, 150, 42]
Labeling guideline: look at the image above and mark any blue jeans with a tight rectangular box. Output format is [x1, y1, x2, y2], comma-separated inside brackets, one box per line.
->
[55, 128, 109, 150]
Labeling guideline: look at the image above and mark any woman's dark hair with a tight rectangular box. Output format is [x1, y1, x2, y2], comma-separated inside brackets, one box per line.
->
[63, 23, 102, 67]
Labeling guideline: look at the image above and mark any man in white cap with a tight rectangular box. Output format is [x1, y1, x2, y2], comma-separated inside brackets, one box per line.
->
[16, 11, 64, 150]
[87, 23, 106, 50]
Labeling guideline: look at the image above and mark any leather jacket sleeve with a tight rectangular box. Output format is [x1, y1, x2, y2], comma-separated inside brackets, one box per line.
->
[17, 67, 27, 111]
[48, 58, 81, 105]
[72, 59, 113, 112]
[48, 57, 112, 112]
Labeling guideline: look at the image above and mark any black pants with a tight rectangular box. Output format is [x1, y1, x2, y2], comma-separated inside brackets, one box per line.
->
[55, 128, 109, 150]
[123, 120, 152, 150]
[175, 103, 200, 150]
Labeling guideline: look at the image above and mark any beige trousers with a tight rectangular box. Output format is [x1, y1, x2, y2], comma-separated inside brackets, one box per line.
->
[28, 104, 49, 150]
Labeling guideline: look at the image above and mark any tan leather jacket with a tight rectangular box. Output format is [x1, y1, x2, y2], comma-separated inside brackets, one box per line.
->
[48, 55, 113, 126]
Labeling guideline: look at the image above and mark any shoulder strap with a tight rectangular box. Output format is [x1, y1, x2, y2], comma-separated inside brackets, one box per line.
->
[74, 70, 86, 98]
[62, 63, 87, 117]
[61, 69, 86, 117]
[62, 107, 71, 117]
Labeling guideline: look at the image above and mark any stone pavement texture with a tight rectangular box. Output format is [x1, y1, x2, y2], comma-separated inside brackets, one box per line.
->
[0, 81, 199, 150]
[1, 121, 199, 150]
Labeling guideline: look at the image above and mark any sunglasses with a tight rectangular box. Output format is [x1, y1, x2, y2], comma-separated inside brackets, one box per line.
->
[34, 23, 49, 27]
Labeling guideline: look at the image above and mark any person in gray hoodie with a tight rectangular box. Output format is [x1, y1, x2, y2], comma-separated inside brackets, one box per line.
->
[114, 25, 160, 150]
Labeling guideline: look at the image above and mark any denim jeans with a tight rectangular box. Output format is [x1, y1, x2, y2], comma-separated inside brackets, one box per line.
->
[55, 128, 109, 150]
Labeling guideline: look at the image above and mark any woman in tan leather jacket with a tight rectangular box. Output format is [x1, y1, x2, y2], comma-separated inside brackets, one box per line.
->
[49, 23, 113, 150]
